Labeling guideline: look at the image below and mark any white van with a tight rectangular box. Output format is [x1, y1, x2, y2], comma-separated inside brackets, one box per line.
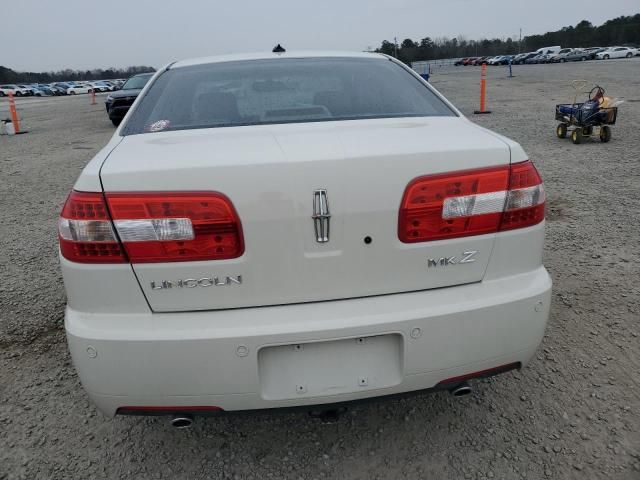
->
[535, 46, 562, 55]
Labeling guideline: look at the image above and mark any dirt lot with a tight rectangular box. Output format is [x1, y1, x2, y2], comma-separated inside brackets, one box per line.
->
[1, 59, 639, 480]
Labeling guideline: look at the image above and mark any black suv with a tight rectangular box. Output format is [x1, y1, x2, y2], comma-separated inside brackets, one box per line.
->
[105, 73, 153, 126]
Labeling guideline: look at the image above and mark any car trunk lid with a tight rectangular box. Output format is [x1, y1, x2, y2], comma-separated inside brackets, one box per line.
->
[100, 116, 511, 312]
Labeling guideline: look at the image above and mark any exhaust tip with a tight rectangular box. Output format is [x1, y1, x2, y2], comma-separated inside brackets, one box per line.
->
[170, 414, 194, 428]
[449, 382, 472, 397]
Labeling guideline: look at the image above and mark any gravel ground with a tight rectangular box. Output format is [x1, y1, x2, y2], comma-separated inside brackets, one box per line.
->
[1, 59, 639, 480]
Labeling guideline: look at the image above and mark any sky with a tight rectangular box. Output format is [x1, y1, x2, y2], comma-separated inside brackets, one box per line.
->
[3, 0, 638, 72]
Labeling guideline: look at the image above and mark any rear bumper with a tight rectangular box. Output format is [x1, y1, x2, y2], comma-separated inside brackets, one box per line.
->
[66, 267, 551, 417]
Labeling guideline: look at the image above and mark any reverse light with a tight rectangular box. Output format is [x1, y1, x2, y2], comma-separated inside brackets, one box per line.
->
[399, 160, 545, 243]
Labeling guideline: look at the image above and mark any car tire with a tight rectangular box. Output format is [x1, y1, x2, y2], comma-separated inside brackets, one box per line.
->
[70, 91, 76, 95]
[0, 91, 4, 97]
[626, 52, 632, 58]
[560, 59, 565, 63]
[15, 91, 22, 97]
[604, 54, 610, 60]
[581, 57, 587, 61]
[111, 118, 121, 127]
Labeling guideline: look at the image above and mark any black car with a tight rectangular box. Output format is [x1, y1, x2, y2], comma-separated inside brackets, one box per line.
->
[105, 73, 153, 126]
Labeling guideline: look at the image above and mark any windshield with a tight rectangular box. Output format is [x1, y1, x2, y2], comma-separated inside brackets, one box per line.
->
[122, 73, 153, 90]
[122, 57, 455, 135]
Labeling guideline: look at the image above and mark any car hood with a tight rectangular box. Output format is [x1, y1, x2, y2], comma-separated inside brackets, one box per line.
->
[109, 88, 143, 99]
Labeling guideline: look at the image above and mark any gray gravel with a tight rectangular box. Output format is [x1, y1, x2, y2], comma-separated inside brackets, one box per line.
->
[1, 59, 639, 479]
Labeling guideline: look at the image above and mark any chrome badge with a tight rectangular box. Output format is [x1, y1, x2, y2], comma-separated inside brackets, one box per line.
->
[312, 189, 330, 243]
[427, 251, 478, 268]
[150, 276, 242, 290]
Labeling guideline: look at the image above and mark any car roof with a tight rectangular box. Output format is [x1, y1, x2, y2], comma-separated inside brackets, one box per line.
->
[171, 50, 386, 69]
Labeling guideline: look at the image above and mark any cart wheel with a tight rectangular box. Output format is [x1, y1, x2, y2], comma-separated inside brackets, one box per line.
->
[556, 123, 568, 138]
[571, 129, 582, 144]
[600, 126, 611, 143]
[582, 126, 593, 136]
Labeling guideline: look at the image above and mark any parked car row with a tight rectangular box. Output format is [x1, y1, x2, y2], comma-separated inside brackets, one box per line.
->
[455, 45, 639, 66]
[0, 79, 127, 97]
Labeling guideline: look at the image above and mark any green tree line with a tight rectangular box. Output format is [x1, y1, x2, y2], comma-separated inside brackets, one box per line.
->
[0, 65, 155, 84]
[375, 14, 640, 63]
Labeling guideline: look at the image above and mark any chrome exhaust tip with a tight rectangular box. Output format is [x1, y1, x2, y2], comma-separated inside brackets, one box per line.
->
[449, 382, 472, 397]
[170, 414, 194, 428]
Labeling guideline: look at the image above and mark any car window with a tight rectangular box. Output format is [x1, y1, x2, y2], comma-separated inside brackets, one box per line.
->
[122, 74, 152, 90]
[123, 57, 455, 135]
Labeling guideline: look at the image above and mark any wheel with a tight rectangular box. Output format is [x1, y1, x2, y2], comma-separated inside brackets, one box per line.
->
[560, 58, 565, 63]
[581, 57, 587, 61]
[600, 126, 611, 143]
[15, 91, 22, 97]
[604, 54, 610, 60]
[571, 129, 582, 144]
[111, 118, 121, 127]
[626, 52, 632, 58]
[70, 91, 76, 95]
[0, 91, 4, 97]
[556, 123, 568, 138]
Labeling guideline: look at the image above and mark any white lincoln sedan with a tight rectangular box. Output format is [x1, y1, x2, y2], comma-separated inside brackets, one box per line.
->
[59, 51, 551, 426]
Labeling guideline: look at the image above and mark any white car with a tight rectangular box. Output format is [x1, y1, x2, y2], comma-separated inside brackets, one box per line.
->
[59, 51, 551, 425]
[67, 84, 92, 95]
[596, 46, 636, 59]
[89, 82, 111, 92]
[0, 84, 31, 96]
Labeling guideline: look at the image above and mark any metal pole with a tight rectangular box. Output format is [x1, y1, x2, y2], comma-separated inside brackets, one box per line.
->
[519, 29, 522, 53]
[394, 37, 398, 58]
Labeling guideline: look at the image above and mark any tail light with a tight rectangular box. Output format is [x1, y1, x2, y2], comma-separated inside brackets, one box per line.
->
[59, 191, 243, 263]
[58, 191, 126, 263]
[399, 160, 545, 243]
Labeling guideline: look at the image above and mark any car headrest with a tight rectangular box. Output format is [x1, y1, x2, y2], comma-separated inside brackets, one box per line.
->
[194, 92, 241, 123]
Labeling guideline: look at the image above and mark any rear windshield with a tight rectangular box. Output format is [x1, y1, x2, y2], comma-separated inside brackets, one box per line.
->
[122, 57, 455, 135]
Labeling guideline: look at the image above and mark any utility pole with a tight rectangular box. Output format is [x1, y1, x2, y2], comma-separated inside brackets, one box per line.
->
[519, 28, 522, 53]
[394, 36, 398, 58]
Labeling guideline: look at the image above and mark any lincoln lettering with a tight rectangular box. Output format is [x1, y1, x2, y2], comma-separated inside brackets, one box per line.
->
[150, 276, 242, 290]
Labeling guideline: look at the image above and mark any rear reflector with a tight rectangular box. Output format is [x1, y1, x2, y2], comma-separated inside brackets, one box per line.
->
[117, 405, 223, 413]
[59, 191, 243, 263]
[399, 161, 545, 242]
[437, 362, 521, 385]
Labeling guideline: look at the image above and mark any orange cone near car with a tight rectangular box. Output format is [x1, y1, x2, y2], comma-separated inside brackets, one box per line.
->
[474, 64, 492, 114]
[7, 91, 21, 133]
